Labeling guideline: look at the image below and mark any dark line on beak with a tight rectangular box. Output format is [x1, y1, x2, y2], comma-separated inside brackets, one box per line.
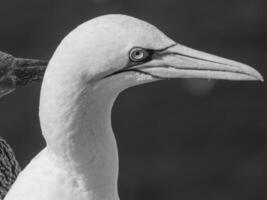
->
[153, 43, 238, 68]
[156, 51, 233, 67]
[127, 69, 166, 80]
[103, 68, 165, 80]
[156, 43, 178, 52]
[137, 65, 257, 80]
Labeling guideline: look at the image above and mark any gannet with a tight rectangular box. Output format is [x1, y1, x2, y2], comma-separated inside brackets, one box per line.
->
[4, 14, 262, 200]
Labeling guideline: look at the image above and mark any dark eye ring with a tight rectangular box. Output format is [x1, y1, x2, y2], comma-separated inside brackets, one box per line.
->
[129, 47, 149, 62]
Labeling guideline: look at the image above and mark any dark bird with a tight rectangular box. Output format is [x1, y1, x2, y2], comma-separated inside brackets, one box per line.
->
[0, 52, 47, 199]
[0, 51, 47, 98]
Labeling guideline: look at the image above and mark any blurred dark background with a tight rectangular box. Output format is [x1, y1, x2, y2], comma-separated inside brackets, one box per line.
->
[0, 0, 266, 199]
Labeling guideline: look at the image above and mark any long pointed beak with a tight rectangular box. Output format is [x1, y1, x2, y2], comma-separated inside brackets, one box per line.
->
[137, 44, 263, 81]
[0, 51, 48, 98]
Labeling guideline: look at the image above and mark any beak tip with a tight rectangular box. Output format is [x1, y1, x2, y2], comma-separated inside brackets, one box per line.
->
[239, 63, 264, 82]
[249, 68, 264, 82]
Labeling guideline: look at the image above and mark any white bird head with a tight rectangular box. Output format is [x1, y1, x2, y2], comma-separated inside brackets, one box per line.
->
[12, 15, 264, 200]
[47, 14, 262, 95]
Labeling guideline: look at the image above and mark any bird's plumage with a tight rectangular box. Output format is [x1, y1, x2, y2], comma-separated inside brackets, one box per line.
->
[2, 14, 262, 200]
[0, 137, 20, 200]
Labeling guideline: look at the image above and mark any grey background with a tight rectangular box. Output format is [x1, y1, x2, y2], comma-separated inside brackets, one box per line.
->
[0, 0, 266, 199]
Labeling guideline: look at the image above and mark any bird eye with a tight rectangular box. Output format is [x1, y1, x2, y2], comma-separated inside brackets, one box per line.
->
[129, 47, 149, 62]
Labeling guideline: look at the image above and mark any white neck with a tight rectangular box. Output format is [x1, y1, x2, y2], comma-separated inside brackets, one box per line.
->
[39, 60, 120, 200]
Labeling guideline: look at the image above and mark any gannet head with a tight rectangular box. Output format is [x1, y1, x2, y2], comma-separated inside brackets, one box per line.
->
[48, 14, 263, 95]
[39, 15, 263, 192]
